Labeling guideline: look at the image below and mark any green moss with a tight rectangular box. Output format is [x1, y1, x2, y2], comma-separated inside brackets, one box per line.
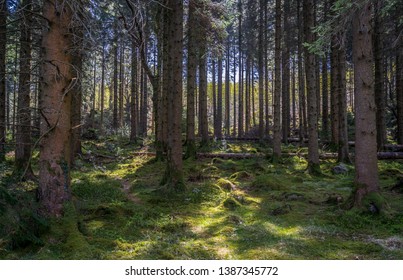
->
[362, 192, 385, 213]
[216, 178, 236, 191]
[251, 174, 286, 190]
[229, 171, 252, 181]
[223, 197, 242, 210]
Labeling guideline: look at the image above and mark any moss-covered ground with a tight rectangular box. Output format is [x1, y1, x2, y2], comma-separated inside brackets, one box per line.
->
[1, 139, 402, 259]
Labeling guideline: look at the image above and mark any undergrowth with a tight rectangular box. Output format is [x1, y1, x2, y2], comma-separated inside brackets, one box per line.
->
[1, 140, 402, 260]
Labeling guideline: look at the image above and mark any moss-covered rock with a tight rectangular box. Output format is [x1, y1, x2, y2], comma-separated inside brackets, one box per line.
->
[230, 171, 252, 181]
[223, 197, 242, 210]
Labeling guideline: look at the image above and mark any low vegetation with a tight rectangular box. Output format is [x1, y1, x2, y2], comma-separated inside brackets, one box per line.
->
[1, 139, 402, 260]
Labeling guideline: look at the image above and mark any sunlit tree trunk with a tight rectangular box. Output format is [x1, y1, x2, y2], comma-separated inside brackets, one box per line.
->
[38, 0, 73, 217]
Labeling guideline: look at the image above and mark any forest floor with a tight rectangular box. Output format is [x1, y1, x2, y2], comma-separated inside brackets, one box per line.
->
[1, 137, 403, 259]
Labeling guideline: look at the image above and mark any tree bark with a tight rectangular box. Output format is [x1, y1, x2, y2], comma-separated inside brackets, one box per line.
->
[0, 0, 7, 161]
[15, 0, 33, 177]
[352, 1, 380, 207]
[374, 0, 386, 150]
[186, 0, 197, 157]
[163, 0, 184, 190]
[258, 0, 264, 141]
[217, 58, 223, 139]
[282, 0, 291, 144]
[273, 0, 282, 160]
[38, 0, 73, 217]
[199, 40, 209, 146]
[303, 0, 321, 175]
[130, 42, 138, 142]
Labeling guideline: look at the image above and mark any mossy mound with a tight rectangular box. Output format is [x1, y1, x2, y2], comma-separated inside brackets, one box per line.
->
[223, 197, 242, 210]
[229, 171, 252, 181]
[216, 178, 236, 191]
[251, 175, 286, 190]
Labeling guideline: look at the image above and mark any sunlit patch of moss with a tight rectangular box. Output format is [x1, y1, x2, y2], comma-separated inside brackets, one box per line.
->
[251, 174, 287, 190]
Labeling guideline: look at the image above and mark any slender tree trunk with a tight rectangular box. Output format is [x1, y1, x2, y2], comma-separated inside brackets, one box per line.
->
[353, 0, 380, 207]
[258, 0, 264, 141]
[119, 44, 125, 129]
[15, 0, 33, 176]
[217, 58, 223, 139]
[212, 58, 217, 138]
[322, 53, 329, 140]
[100, 43, 105, 133]
[264, 0, 269, 137]
[233, 44, 237, 136]
[186, 0, 197, 157]
[273, 0, 282, 160]
[292, 55, 297, 131]
[282, 0, 290, 144]
[297, 0, 307, 141]
[38, 0, 73, 217]
[397, 38, 403, 145]
[225, 38, 230, 136]
[238, 0, 244, 137]
[113, 24, 119, 131]
[330, 35, 340, 145]
[245, 56, 250, 133]
[337, 41, 350, 163]
[0, 0, 6, 162]
[374, 0, 386, 150]
[130, 42, 138, 142]
[304, 0, 321, 175]
[199, 41, 208, 146]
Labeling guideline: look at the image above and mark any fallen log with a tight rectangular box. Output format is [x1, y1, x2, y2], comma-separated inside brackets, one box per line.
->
[130, 151, 403, 160]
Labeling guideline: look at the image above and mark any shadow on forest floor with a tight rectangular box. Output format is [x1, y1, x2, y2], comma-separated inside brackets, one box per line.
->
[1, 139, 402, 259]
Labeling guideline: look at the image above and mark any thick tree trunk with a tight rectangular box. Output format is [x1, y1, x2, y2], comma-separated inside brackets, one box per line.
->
[304, 0, 321, 175]
[212, 59, 217, 138]
[163, 0, 184, 190]
[38, 0, 73, 217]
[273, 0, 282, 160]
[0, 1, 7, 161]
[119, 44, 125, 129]
[352, 1, 380, 207]
[15, 0, 33, 177]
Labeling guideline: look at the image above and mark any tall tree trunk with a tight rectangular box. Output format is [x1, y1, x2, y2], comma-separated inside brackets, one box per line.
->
[237, 0, 244, 137]
[353, 0, 380, 207]
[15, 0, 33, 177]
[130, 42, 138, 142]
[322, 53, 329, 141]
[330, 35, 340, 145]
[119, 44, 125, 129]
[100, 43, 105, 133]
[282, 0, 290, 144]
[186, 0, 197, 157]
[38, 0, 73, 217]
[374, 0, 386, 150]
[337, 41, 350, 163]
[199, 41, 208, 146]
[304, 0, 321, 175]
[397, 38, 403, 145]
[297, 0, 307, 141]
[163, 0, 184, 190]
[217, 58, 223, 139]
[113, 24, 119, 131]
[0, 0, 7, 161]
[212, 58, 217, 138]
[273, 0, 282, 160]
[225, 38, 230, 136]
[258, 0, 264, 141]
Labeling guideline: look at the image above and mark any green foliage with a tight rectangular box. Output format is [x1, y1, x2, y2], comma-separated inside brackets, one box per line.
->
[251, 174, 286, 190]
